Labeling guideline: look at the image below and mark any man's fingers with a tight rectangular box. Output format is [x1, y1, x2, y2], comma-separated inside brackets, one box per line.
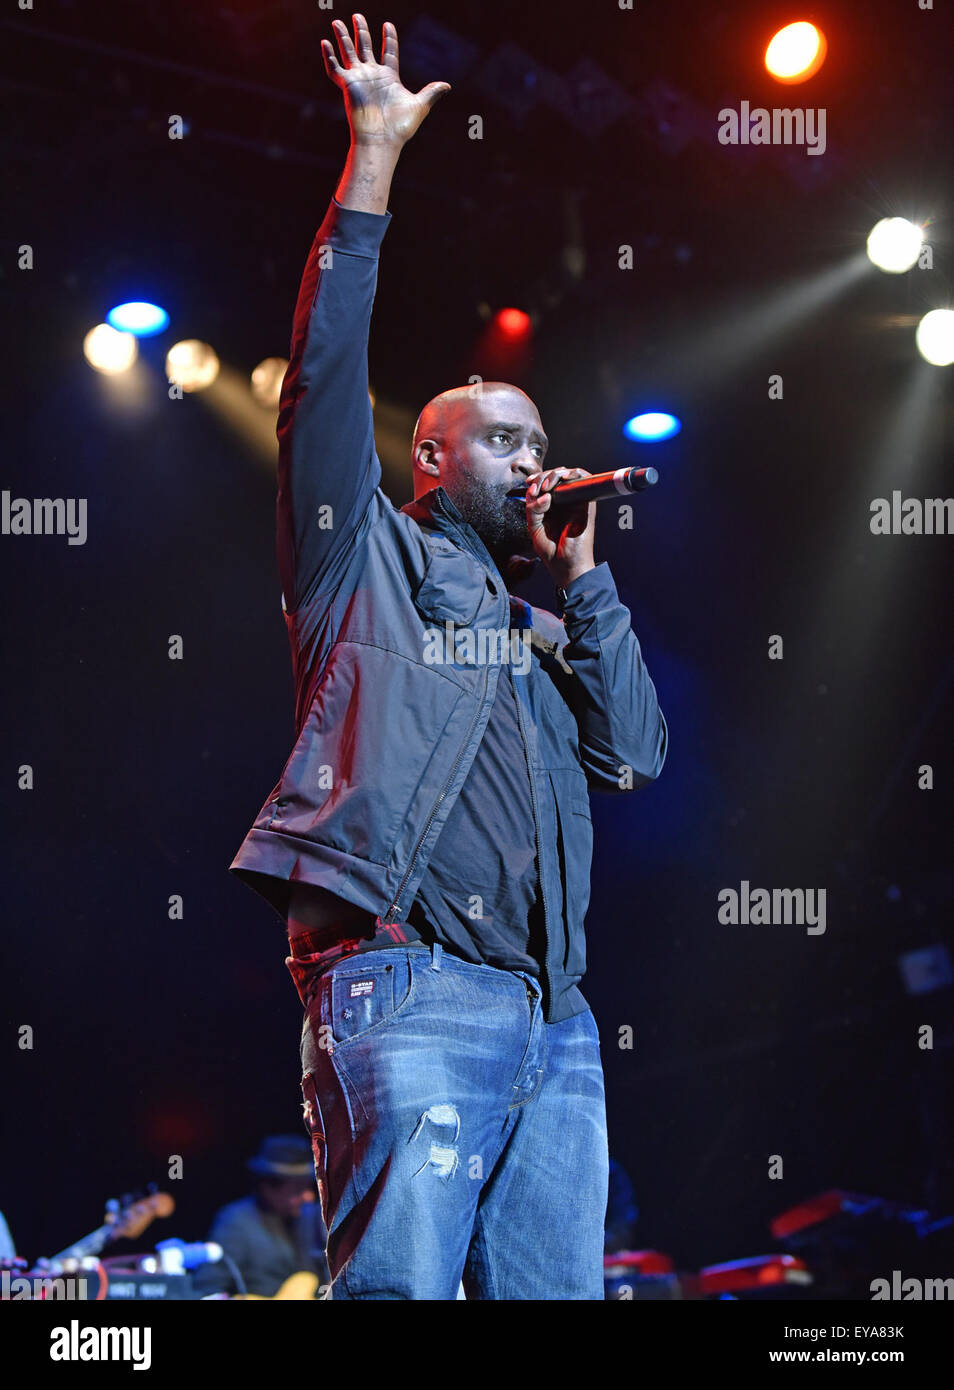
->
[352, 13, 374, 61]
[526, 491, 552, 531]
[321, 38, 344, 82]
[526, 468, 594, 543]
[382, 20, 399, 68]
[417, 81, 452, 109]
[529, 468, 583, 498]
[332, 18, 357, 67]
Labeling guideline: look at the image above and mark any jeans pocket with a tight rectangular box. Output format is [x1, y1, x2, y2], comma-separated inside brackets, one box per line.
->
[328, 950, 416, 1047]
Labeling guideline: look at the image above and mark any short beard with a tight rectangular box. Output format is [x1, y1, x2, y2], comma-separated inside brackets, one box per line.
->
[448, 473, 532, 572]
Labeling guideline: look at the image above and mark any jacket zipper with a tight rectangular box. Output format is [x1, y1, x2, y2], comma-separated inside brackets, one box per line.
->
[510, 661, 551, 1004]
[383, 661, 492, 922]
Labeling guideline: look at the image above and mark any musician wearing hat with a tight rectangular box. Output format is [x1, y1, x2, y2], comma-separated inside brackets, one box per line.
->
[191, 1136, 330, 1297]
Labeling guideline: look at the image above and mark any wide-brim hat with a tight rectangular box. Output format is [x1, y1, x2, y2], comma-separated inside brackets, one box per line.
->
[246, 1135, 314, 1178]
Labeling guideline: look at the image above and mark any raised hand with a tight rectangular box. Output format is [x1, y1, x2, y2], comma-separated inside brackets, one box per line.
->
[322, 15, 451, 146]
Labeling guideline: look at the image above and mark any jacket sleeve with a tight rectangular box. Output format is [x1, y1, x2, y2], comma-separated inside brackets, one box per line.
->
[558, 562, 668, 792]
[276, 196, 392, 612]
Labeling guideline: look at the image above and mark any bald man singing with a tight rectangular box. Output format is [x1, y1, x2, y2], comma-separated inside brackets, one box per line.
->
[230, 14, 667, 1301]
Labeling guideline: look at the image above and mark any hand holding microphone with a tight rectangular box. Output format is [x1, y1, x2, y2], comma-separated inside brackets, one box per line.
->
[507, 465, 659, 506]
[515, 465, 658, 589]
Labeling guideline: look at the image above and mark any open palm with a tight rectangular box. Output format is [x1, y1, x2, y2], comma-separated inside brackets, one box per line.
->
[322, 14, 450, 145]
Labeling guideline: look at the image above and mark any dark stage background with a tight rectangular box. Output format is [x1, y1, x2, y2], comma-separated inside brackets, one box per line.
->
[2, 0, 952, 1282]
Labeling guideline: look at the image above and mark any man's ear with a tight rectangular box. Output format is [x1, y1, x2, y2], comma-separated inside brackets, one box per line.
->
[412, 439, 441, 481]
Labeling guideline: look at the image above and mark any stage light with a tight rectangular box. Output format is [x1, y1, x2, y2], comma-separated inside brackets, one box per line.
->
[624, 412, 681, 442]
[106, 301, 169, 337]
[166, 339, 220, 392]
[250, 357, 288, 408]
[83, 323, 138, 374]
[495, 308, 531, 338]
[764, 22, 827, 83]
[915, 310, 954, 367]
[866, 218, 923, 274]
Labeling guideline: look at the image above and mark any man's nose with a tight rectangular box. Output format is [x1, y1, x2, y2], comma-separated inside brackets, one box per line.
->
[514, 455, 542, 481]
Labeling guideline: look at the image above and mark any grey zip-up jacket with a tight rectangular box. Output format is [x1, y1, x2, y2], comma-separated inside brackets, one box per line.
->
[230, 197, 668, 1022]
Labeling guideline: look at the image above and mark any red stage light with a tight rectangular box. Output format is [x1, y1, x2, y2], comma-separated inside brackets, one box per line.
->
[495, 307, 531, 338]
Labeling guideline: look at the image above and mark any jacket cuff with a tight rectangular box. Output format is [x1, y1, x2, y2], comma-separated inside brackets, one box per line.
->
[317, 196, 393, 257]
[556, 562, 619, 621]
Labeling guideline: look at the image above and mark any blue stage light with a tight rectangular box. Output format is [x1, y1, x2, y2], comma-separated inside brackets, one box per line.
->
[624, 412, 681, 442]
[106, 302, 169, 337]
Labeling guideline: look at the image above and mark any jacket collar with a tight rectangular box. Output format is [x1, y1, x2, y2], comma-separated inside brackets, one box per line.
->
[399, 486, 539, 593]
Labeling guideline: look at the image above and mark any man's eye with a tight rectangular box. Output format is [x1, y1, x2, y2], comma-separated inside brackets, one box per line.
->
[490, 432, 511, 444]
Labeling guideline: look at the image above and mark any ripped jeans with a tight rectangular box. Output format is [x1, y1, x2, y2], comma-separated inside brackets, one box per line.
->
[295, 940, 609, 1300]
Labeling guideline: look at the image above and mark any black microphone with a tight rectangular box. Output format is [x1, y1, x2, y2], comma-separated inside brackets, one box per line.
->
[507, 466, 658, 505]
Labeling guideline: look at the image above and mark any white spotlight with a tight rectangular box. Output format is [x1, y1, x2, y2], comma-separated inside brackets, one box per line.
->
[166, 340, 220, 392]
[915, 310, 954, 367]
[866, 218, 923, 274]
[84, 323, 138, 374]
[250, 357, 288, 408]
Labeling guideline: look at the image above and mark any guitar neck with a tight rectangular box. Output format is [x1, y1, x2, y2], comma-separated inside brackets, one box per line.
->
[48, 1192, 173, 1266]
[52, 1222, 113, 1262]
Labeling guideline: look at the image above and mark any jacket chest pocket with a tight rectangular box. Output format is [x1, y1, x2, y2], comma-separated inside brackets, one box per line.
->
[411, 543, 492, 628]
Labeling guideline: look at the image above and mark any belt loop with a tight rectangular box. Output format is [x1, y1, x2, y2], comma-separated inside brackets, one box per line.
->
[430, 941, 442, 971]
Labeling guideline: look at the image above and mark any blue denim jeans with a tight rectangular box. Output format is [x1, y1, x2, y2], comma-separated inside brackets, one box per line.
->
[297, 940, 608, 1299]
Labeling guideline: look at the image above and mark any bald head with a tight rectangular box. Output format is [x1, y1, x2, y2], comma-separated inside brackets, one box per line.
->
[411, 383, 545, 492]
[412, 383, 532, 453]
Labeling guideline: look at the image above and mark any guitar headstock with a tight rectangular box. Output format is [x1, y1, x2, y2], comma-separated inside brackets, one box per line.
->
[106, 1190, 176, 1243]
